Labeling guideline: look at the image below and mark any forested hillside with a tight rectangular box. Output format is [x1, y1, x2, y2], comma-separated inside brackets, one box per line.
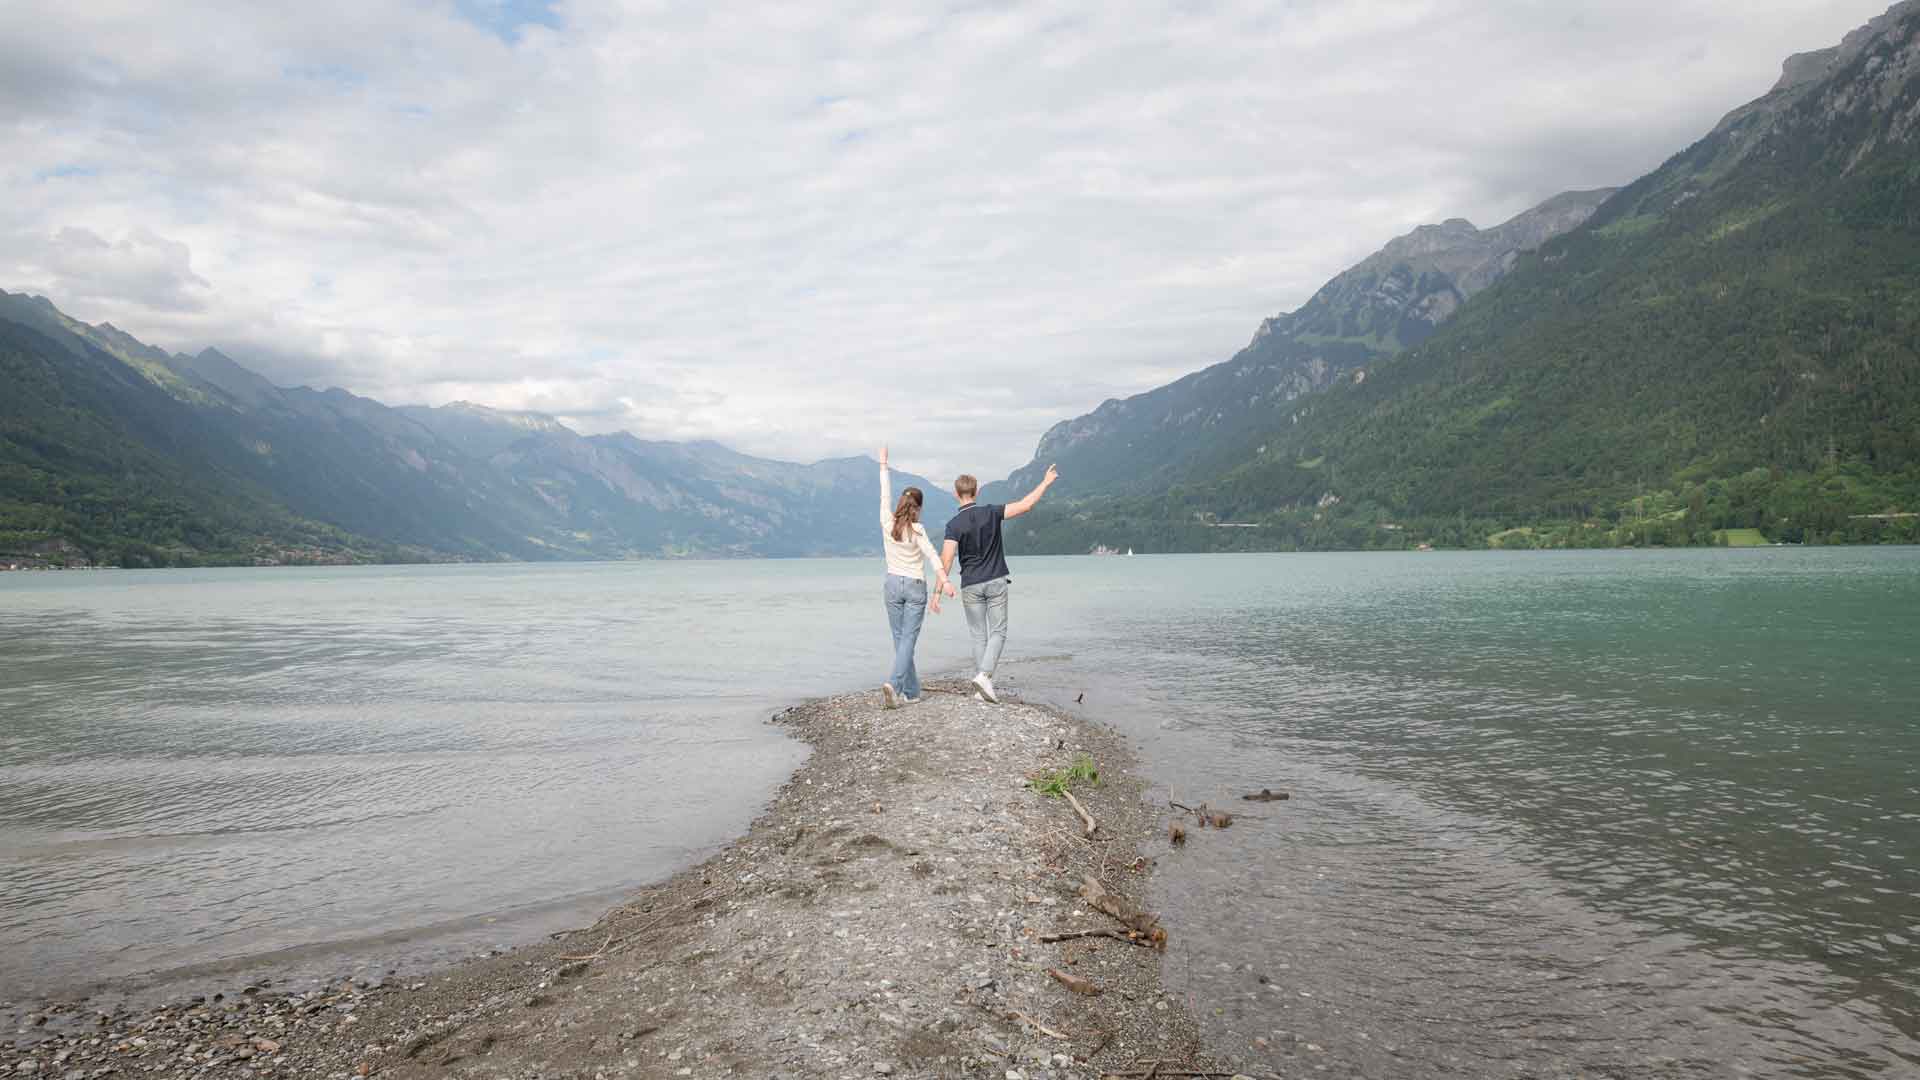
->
[0, 293, 951, 567]
[983, 189, 1613, 503]
[0, 318, 385, 567]
[1011, 1, 1920, 553]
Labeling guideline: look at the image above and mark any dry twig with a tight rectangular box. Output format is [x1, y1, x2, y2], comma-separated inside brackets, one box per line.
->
[1063, 789, 1098, 838]
[1037, 928, 1155, 948]
[570, 885, 734, 961]
[1086, 1027, 1117, 1060]
[1047, 967, 1102, 996]
[1009, 1010, 1071, 1039]
[557, 933, 614, 962]
[1080, 876, 1167, 948]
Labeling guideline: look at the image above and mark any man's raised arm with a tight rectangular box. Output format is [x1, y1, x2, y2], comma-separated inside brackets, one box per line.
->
[1003, 464, 1059, 520]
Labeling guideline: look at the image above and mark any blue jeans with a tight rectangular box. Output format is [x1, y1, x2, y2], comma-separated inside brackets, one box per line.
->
[884, 574, 927, 698]
[961, 576, 1009, 676]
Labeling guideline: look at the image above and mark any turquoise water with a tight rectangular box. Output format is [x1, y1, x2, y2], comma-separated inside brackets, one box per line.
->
[1004, 549, 1920, 1077]
[2, 549, 1916, 1076]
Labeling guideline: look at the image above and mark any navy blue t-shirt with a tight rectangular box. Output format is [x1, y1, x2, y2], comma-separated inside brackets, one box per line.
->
[944, 503, 1010, 588]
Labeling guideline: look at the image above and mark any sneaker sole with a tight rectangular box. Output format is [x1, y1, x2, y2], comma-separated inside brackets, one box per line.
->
[972, 677, 999, 704]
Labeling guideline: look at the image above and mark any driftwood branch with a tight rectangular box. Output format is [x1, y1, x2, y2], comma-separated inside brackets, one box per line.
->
[1079, 876, 1167, 949]
[1101, 1063, 1252, 1080]
[1047, 967, 1102, 996]
[1037, 928, 1157, 948]
[557, 932, 615, 962]
[567, 885, 732, 962]
[1063, 789, 1097, 838]
[1168, 800, 1234, 829]
[1009, 1009, 1071, 1039]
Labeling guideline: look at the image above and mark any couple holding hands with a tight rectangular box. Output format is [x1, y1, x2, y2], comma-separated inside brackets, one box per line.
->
[877, 446, 1058, 709]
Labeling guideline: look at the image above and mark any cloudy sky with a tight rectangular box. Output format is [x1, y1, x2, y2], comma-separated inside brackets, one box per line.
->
[0, 0, 1895, 483]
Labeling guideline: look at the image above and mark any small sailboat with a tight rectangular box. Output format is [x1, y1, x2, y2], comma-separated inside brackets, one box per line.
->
[1126, 548, 1134, 557]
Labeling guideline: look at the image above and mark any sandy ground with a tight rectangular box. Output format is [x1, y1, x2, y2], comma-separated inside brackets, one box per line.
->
[4, 684, 1253, 1080]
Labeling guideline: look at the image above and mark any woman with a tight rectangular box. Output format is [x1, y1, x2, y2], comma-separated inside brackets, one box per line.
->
[878, 445, 956, 708]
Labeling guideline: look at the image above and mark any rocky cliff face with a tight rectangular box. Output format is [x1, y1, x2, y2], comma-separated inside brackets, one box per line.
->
[989, 187, 1615, 501]
[1591, 0, 1920, 236]
[1774, 0, 1920, 92]
[1264, 188, 1618, 352]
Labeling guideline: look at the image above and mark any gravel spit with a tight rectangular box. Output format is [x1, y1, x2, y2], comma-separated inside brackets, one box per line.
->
[4, 683, 1246, 1079]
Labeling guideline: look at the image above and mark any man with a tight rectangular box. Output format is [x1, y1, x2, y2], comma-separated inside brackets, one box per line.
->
[941, 463, 1059, 703]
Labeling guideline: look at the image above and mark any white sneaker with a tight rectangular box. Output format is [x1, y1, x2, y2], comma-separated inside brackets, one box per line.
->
[881, 683, 899, 709]
[973, 691, 987, 702]
[900, 695, 923, 707]
[971, 673, 998, 704]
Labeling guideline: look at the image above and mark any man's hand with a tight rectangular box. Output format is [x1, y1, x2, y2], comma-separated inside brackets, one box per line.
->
[878, 444, 889, 468]
[1044, 463, 1059, 485]
[942, 579, 958, 598]
[1005, 464, 1060, 519]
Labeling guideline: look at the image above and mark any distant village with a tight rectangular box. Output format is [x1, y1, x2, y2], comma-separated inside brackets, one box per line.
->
[1, 559, 116, 572]
[0, 542, 367, 571]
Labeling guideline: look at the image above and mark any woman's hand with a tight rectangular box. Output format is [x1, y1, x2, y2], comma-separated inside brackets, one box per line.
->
[928, 592, 943, 615]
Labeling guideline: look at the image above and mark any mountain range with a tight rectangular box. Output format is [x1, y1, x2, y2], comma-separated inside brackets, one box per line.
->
[996, 0, 1920, 552]
[0, 293, 952, 566]
[7, 2, 1919, 565]
[983, 187, 1616, 502]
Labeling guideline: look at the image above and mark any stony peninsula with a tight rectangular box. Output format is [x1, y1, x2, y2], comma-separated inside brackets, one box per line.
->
[4, 686, 1251, 1079]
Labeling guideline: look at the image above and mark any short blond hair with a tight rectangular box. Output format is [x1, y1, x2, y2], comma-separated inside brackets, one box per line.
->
[954, 474, 978, 500]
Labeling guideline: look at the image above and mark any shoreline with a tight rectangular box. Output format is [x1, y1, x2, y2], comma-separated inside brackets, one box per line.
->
[3, 684, 1242, 1079]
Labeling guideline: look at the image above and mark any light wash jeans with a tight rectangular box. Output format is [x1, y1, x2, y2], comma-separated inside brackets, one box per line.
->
[961, 576, 1009, 676]
[884, 574, 928, 699]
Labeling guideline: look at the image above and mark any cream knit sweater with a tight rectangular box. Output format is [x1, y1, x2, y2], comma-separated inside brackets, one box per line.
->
[880, 465, 943, 582]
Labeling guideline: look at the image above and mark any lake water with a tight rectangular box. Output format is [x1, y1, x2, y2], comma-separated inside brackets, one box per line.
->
[2, 550, 1917, 1077]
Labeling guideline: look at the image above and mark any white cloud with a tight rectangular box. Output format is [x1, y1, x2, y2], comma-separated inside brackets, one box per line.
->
[20, 225, 213, 312]
[0, 0, 1897, 483]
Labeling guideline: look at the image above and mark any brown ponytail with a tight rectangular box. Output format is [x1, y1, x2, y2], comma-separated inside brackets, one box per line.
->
[892, 486, 923, 542]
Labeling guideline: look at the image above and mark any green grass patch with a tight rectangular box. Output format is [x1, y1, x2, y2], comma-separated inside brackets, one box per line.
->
[1709, 201, 1785, 242]
[1596, 213, 1659, 238]
[1030, 754, 1100, 798]
[1295, 330, 1395, 351]
[1464, 396, 1515, 426]
[1716, 528, 1769, 547]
